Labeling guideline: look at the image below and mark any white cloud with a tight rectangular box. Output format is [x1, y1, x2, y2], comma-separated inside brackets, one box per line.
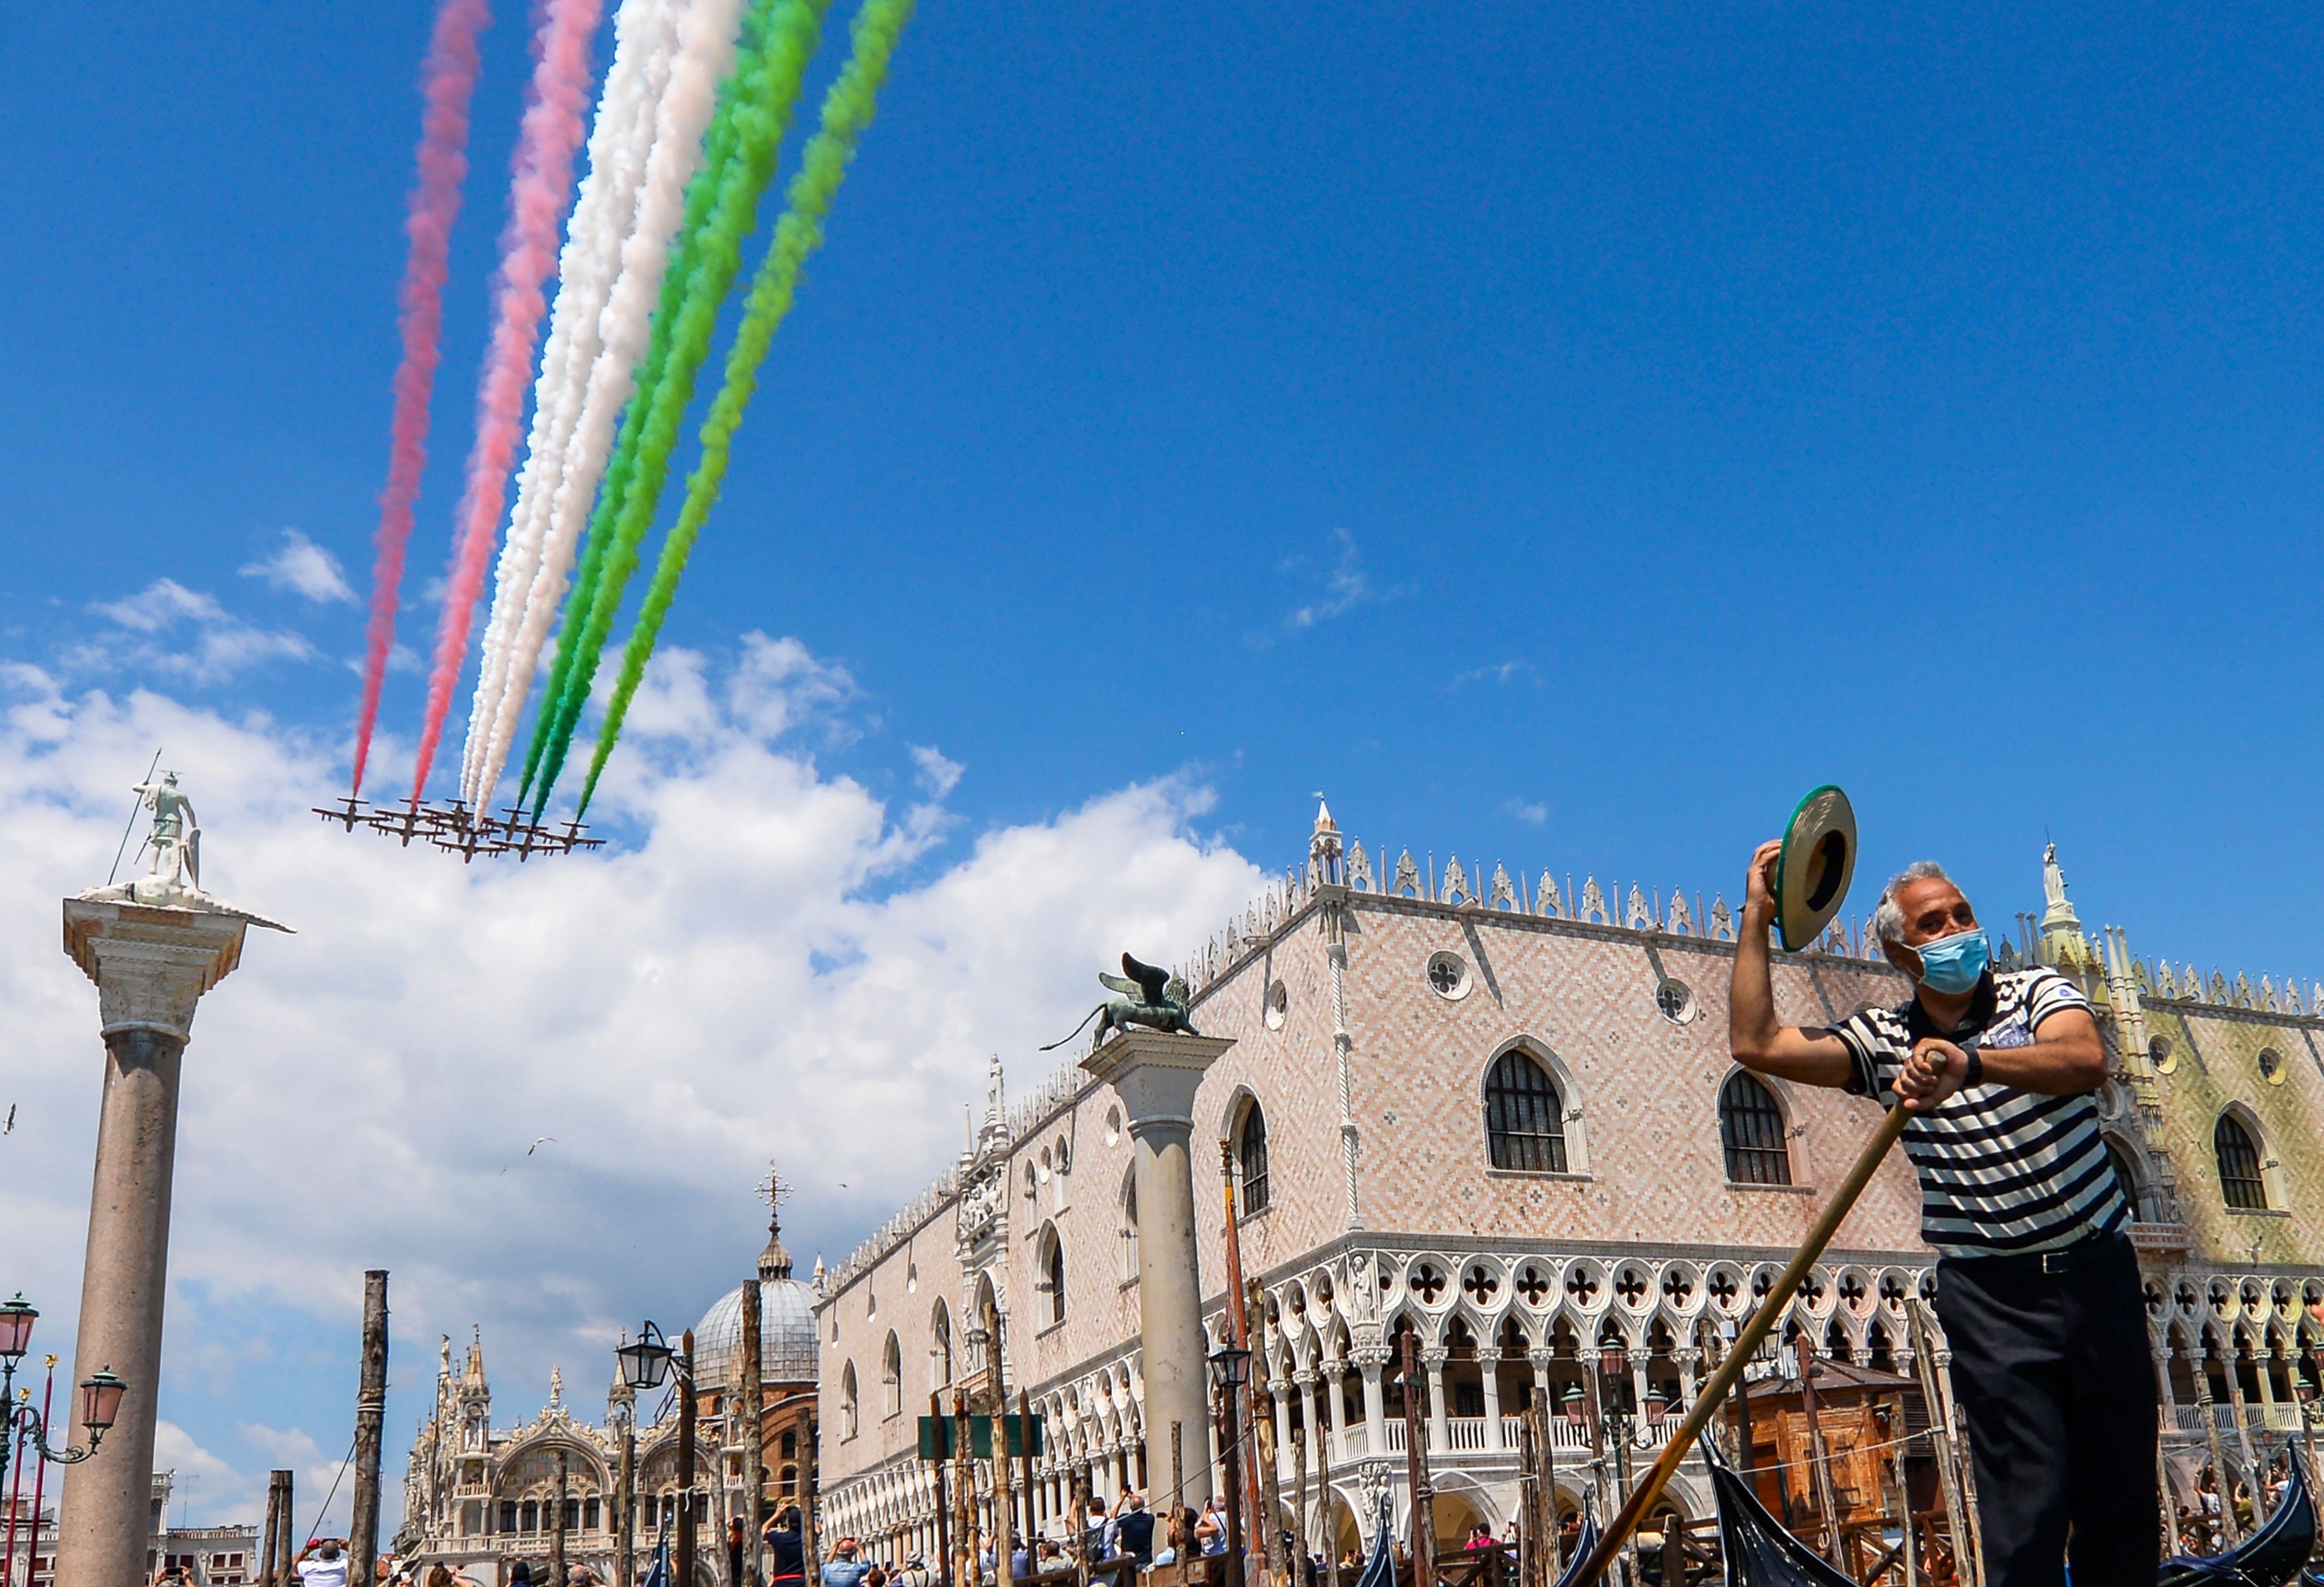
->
[911, 744, 964, 799]
[0, 647, 1264, 1531]
[1452, 660, 1537, 689]
[154, 1420, 265, 1530]
[240, 531, 355, 605]
[1284, 529, 1369, 632]
[82, 579, 315, 684]
[1504, 799, 1550, 825]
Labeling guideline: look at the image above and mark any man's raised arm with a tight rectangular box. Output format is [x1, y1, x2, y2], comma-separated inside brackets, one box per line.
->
[1729, 837, 1856, 1088]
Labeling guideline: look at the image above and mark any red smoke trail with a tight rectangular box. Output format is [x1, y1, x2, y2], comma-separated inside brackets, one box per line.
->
[410, 0, 604, 800]
[352, 0, 491, 796]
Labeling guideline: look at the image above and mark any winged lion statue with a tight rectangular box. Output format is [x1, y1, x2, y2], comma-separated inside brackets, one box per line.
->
[1040, 952, 1199, 1051]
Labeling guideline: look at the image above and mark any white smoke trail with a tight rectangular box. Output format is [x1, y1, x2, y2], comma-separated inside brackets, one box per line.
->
[469, 0, 747, 806]
[461, 0, 681, 805]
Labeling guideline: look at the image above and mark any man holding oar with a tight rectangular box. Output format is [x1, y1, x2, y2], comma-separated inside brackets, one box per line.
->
[1730, 843, 2154, 1585]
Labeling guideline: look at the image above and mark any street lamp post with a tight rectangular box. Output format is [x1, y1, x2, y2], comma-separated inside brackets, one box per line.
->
[620, 1323, 697, 1587]
[1209, 1346, 1251, 1587]
[0, 1297, 127, 1493]
[1597, 1347, 1640, 1581]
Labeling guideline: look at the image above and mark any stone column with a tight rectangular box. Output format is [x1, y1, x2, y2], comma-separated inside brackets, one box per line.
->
[1476, 1350, 1504, 1452]
[1082, 1031, 1235, 1510]
[1422, 1349, 1451, 1456]
[1272, 1380, 1296, 1479]
[1325, 1359, 1350, 1459]
[1295, 1372, 1321, 1473]
[56, 896, 264, 1587]
[1356, 1349, 1389, 1456]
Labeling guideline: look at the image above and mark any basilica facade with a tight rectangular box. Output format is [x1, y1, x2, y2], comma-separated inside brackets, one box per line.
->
[397, 1214, 820, 1580]
[815, 804, 2324, 1561]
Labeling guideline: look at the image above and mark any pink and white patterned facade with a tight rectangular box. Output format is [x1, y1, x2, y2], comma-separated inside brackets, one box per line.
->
[817, 807, 2324, 1558]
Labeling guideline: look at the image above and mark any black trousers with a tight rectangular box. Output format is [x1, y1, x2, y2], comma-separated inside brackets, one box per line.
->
[1932, 1233, 2159, 1587]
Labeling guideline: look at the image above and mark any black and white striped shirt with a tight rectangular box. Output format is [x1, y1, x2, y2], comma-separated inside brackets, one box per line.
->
[1832, 967, 2125, 1259]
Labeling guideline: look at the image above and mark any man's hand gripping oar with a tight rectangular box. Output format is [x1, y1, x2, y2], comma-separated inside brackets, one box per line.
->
[1564, 1097, 1910, 1586]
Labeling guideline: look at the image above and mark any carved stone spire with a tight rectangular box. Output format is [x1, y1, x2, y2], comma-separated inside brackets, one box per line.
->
[2039, 842, 2095, 969]
[1307, 798, 1343, 887]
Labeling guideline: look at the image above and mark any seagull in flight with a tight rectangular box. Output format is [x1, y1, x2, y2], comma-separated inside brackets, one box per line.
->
[3, 1105, 13, 1135]
[527, 1137, 555, 1155]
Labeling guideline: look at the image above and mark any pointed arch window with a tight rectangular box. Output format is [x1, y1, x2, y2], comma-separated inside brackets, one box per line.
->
[2107, 1140, 2146, 1221]
[1038, 1223, 1068, 1325]
[931, 1301, 953, 1388]
[882, 1331, 903, 1417]
[2216, 1114, 2269, 1211]
[1121, 1170, 1140, 1283]
[839, 1361, 860, 1439]
[1719, 1072, 1792, 1186]
[1484, 1050, 1567, 1172]
[1237, 1102, 1271, 1217]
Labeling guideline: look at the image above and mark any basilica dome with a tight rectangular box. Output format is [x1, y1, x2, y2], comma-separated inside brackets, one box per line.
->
[692, 1215, 819, 1387]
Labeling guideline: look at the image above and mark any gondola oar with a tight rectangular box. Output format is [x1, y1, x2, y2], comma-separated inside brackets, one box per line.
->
[1565, 1100, 1912, 1586]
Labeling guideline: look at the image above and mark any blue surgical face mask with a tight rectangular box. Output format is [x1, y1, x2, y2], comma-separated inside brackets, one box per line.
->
[1913, 927, 1989, 995]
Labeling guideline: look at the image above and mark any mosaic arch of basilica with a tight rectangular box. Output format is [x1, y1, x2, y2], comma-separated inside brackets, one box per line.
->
[817, 804, 2324, 1559]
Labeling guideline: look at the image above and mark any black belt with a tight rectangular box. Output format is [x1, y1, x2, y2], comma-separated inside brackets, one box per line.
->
[1946, 1230, 2125, 1277]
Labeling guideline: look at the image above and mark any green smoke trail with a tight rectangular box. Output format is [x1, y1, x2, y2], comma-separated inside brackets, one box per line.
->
[517, 0, 780, 809]
[519, 0, 828, 811]
[576, 0, 916, 815]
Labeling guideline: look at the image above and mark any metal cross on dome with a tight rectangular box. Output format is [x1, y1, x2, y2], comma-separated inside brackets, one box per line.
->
[756, 1161, 793, 1215]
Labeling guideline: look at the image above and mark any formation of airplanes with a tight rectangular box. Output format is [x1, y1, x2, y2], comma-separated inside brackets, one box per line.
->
[310, 796, 604, 862]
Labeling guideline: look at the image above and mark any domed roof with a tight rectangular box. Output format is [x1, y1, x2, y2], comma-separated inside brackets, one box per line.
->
[694, 1277, 819, 1386]
[693, 1212, 818, 1386]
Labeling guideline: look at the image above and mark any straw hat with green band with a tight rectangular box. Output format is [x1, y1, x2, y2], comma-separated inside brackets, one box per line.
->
[1772, 784, 1857, 952]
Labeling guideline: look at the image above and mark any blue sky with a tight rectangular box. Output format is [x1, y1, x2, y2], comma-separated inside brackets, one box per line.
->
[4, 0, 2324, 1531]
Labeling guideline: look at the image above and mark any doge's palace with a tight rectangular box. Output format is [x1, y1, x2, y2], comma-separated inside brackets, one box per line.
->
[817, 804, 2324, 1561]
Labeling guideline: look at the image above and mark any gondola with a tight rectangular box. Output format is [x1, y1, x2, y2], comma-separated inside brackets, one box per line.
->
[1554, 1515, 1601, 1587]
[1352, 1496, 1396, 1587]
[1346, 1494, 1595, 1587]
[1703, 1451, 1858, 1587]
[2160, 1452, 2315, 1586]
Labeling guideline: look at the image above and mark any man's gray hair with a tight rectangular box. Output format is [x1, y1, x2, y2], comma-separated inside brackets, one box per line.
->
[1872, 861, 1955, 945]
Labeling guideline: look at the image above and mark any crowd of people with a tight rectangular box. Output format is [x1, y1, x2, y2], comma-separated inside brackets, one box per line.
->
[2169, 1455, 2302, 1558]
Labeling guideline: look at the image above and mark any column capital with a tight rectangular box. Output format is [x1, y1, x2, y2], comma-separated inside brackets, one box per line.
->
[62, 897, 256, 1041]
[1419, 1349, 1448, 1373]
[1474, 1349, 1502, 1368]
[1081, 1032, 1238, 1140]
[1527, 1350, 1557, 1372]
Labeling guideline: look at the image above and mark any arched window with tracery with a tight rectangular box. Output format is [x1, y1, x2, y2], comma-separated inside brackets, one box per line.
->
[1719, 1072, 1792, 1186]
[882, 1331, 903, 1417]
[2216, 1114, 2269, 1211]
[1038, 1223, 1067, 1325]
[2107, 1140, 2146, 1221]
[1121, 1170, 1140, 1283]
[1484, 1049, 1567, 1172]
[1236, 1101, 1270, 1217]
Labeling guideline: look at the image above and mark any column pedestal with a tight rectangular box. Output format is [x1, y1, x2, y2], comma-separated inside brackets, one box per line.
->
[56, 897, 259, 1587]
[1082, 1030, 1235, 1512]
